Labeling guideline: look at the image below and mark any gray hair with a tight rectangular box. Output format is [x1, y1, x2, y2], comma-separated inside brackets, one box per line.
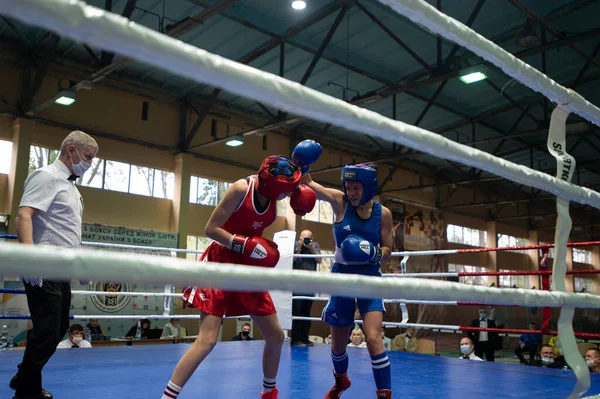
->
[60, 130, 98, 155]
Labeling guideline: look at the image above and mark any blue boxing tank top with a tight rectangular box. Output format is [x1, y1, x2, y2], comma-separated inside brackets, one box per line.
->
[333, 200, 382, 265]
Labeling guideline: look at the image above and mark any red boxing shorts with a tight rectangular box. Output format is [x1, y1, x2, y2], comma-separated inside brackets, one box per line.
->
[182, 242, 276, 317]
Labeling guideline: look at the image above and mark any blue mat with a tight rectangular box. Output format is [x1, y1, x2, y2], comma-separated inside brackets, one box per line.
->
[0, 341, 598, 398]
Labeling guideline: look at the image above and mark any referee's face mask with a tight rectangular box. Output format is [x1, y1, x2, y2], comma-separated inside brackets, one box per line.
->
[69, 146, 93, 176]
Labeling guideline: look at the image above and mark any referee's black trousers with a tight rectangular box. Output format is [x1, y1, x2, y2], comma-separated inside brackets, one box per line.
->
[14, 280, 71, 396]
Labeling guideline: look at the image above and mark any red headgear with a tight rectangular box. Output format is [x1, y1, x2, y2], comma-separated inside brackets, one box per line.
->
[257, 155, 302, 199]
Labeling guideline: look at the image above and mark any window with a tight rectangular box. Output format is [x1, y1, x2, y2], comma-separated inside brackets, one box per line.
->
[189, 176, 231, 206]
[186, 235, 213, 262]
[446, 224, 487, 247]
[318, 250, 334, 273]
[573, 248, 593, 264]
[497, 234, 528, 254]
[498, 269, 529, 288]
[29, 145, 174, 198]
[0, 140, 12, 174]
[574, 277, 595, 294]
[448, 264, 489, 286]
[28, 145, 59, 173]
[302, 200, 334, 224]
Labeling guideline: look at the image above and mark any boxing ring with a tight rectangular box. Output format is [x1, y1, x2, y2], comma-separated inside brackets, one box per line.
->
[0, 0, 600, 398]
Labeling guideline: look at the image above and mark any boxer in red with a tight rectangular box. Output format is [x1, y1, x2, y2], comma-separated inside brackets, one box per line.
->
[161, 155, 316, 399]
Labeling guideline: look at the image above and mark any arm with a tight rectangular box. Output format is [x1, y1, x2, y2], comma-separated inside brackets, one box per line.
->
[205, 179, 249, 246]
[308, 242, 322, 264]
[301, 173, 345, 220]
[379, 206, 394, 262]
[15, 207, 37, 245]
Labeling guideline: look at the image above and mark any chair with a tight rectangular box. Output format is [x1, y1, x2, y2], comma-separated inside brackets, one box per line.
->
[308, 335, 324, 344]
[415, 338, 436, 355]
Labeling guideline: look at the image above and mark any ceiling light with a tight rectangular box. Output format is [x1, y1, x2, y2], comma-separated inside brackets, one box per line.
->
[459, 66, 488, 84]
[54, 90, 76, 106]
[517, 19, 540, 49]
[291, 1, 307, 10]
[225, 138, 244, 147]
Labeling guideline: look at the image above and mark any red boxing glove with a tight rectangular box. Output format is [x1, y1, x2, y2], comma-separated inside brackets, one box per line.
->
[290, 184, 317, 216]
[230, 235, 280, 268]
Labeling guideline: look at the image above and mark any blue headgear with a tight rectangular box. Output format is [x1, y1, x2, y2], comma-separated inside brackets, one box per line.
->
[341, 164, 378, 205]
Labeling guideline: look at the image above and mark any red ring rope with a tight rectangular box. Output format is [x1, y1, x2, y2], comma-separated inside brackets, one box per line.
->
[455, 240, 600, 253]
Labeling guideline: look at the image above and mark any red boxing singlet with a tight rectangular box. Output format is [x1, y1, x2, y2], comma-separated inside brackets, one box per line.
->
[183, 176, 278, 317]
[222, 176, 276, 238]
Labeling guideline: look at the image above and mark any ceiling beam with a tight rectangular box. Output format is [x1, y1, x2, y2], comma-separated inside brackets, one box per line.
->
[100, 0, 138, 65]
[508, 0, 600, 71]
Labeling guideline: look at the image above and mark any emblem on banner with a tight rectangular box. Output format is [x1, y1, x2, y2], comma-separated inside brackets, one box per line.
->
[90, 281, 133, 313]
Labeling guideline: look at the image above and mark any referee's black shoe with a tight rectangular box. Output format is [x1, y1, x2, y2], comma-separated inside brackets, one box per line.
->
[10, 375, 53, 398]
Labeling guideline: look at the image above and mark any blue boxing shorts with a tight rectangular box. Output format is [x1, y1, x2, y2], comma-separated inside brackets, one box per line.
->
[321, 262, 386, 327]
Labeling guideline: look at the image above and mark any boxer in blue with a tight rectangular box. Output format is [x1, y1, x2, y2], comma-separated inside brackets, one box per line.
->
[292, 140, 394, 399]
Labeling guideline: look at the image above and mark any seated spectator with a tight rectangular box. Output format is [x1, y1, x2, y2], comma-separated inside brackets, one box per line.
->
[232, 323, 254, 341]
[459, 337, 482, 361]
[515, 322, 541, 365]
[530, 344, 565, 368]
[381, 327, 392, 351]
[57, 324, 92, 349]
[347, 328, 367, 348]
[324, 333, 332, 344]
[125, 318, 151, 338]
[161, 318, 186, 338]
[392, 328, 417, 353]
[86, 319, 107, 340]
[586, 348, 600, 373]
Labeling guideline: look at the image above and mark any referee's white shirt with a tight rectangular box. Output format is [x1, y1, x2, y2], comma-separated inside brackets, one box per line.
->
[19, 159, 84, 248]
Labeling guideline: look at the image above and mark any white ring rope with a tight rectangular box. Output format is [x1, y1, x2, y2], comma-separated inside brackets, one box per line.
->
[1, 1, 600, 207]
[1, 243, 599, 309]
[292, 296, 457, 306]
[71, 290, 183, 297]
[375, 0, 600, 127]
[82, 241, 203, 255]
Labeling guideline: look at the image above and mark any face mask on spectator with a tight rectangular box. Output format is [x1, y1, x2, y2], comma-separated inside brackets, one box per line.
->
[72, 336, 83, 345]
[460, 344, 471, 355]
[479, 313, 486, 320]
[541, 357, 554, 365]
[586, 359, 598, 368]
[242, 330, 250, 337]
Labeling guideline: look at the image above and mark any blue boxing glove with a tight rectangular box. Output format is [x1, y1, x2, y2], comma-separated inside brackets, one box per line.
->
[340, 235, 383, 265]
[292, 139, 322, 174]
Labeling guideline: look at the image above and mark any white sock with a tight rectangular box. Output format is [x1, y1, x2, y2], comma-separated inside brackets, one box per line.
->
[162, 380, 182, 399]
[263, 377, 276, 392]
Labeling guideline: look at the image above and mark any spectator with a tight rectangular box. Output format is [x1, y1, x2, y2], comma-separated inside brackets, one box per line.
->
[291, 230, 321, 347]
[347, 328, 367, 348]
[162, 319, 186, 338]
[381, 327, 392, 351]
[468, 308, 497, 361]
[324, 333, 332, 344]
[515, 322, 541, 365]
[392, 328, 417, 353]
[125, 319, 151, 338]
[232, 323, 254, 341]
[57, 325, 92, 349]
[488, 305, 504, 350]
[530, 344, 564, 368]
[459, 337, 482, 361]
[586, 348, 600, 373]
[86, 319, 107, 341]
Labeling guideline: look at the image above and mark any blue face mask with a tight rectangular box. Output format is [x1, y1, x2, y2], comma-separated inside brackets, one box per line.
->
[480, 313, 486, 320]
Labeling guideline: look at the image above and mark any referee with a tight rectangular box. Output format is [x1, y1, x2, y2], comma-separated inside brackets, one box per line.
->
[10, 131, 98, 399]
